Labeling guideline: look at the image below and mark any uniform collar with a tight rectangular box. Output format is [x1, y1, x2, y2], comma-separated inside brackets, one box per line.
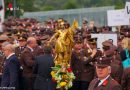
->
[27, 46, 33, 52]
[98, 75, 110, 86]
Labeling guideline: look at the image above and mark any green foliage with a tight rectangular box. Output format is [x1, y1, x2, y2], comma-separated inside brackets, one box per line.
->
[5, 0, 126, 12]
[5, 0, 13, 18]
[4, 0, 27, 18]
[40, 5, 54, 11]
[115, 0, 125, 9]
[63, 0, 78, 9]
[18, 0, 38, 12]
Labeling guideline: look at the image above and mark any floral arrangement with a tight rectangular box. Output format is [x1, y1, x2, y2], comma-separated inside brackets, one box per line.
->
[51, 65, 75, 90]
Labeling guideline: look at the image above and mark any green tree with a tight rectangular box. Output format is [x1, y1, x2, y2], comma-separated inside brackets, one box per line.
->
[6, 0, 125, 12]
[18, 0, 38, 12]
[41, 5, 54, 11]
[115, 0, 125, 9]
[63, 0, 78, 9]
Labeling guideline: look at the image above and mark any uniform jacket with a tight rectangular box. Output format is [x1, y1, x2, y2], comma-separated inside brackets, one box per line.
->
[121, 67, 130, 90]
[88, 76, 122, 90]
[111, 54, 123, 84]
[15, 46, 25, 60]
[20, 47, 35, 77]
[71, 50, 95, 82]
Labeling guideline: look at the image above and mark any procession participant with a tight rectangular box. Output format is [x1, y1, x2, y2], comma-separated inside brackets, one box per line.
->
[71, 40, 95, 90]
[88, 57, 122, 90]
[121, 67, 130, 90]
[102, 40, 123, 84]
[20, 37, 37, 90]
[33, 45, 55, 90]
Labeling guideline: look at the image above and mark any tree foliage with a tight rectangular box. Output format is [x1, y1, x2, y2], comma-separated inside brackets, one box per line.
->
[63, 0, 78, 9]
[5, 0, 126, 12]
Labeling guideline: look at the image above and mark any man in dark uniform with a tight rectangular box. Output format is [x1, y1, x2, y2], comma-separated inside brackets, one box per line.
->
[88, 57, 122, 90]
[71, 41, 94, 90]
[15, 36, 27, 90]
[121, 67, 130, 90]
[33, 45, 55, 90]
[83, 38, 102, 64]
[70, 38, 102, 90]
[20, 37, 37, 90]
[102, 40, 123, 84]
[15, 36, 27, 59]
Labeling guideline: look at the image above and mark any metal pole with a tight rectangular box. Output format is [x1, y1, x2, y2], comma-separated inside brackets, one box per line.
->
[13, 0, 16, 17]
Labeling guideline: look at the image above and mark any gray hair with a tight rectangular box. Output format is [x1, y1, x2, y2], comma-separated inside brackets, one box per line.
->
[27, 37, 36, 45]
[2, 42, 11, 48]
[3, 43, 15, 53]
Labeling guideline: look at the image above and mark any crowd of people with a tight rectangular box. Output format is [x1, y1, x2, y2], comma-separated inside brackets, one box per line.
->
[0, 16, 130, 90]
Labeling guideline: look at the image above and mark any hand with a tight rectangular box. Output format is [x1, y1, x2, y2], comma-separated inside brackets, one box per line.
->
[91, 49, 97, 58]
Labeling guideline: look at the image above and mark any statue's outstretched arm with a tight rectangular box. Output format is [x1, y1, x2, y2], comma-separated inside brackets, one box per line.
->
[49, 30, 60, 43]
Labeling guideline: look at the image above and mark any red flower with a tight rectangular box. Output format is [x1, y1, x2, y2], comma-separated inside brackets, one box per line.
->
[67, 67, 72, 73]
[8, 3, 13, 9]
[102, 80, 108, 86]
[52, 78, 57, 82]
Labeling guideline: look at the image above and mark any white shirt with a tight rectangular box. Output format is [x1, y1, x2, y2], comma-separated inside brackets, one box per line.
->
[27, 46, 33, 52]
[98, 75, 110, 86]
[6, 53, 15, 60]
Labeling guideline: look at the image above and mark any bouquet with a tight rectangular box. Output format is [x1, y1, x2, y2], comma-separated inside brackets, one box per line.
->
[51, 65, 75, 90]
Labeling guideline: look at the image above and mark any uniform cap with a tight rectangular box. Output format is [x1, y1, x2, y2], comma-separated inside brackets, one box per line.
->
[96, 57, 112, 68]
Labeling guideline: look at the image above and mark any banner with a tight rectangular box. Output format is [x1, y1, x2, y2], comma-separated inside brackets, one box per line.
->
[125, 2, 130, 17]
[91, 34, 117, 51]
[107, 9, 129, 26]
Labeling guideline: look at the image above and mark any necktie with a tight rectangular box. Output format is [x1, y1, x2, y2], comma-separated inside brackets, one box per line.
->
[94, 80, 101, 88]
[20, 46, 24, 51]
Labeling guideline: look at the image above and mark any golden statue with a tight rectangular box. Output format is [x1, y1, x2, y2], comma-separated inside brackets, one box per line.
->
[49, 20, 78, 66]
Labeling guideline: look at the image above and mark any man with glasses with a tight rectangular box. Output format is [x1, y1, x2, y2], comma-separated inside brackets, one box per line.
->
[88, 57, 121, 90]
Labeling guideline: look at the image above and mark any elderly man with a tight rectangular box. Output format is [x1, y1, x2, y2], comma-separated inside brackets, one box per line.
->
[20, 37, 37, 90]
[1, 43, 20, 90]
[88, 57, 121, 90]
[102, 40, 123, 84]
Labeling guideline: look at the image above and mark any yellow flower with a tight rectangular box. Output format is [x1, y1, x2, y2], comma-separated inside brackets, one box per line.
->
[62, 75, 68, 79]
[51, 71, 55, 77]
[60, 82, 67, 87]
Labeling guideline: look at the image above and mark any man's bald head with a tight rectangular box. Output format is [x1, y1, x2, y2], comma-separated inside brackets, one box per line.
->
[27, 37, 37, 48]
[27, 37, 36, 42]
